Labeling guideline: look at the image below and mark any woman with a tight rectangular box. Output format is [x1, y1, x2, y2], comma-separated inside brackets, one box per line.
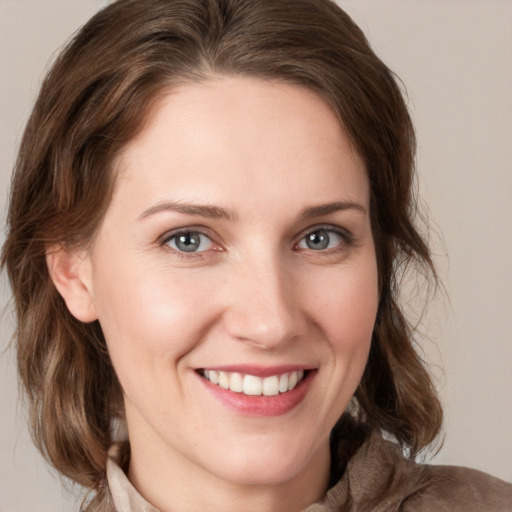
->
[2, 0, 511, 510]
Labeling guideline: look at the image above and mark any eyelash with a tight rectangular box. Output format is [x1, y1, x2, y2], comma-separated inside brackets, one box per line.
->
[159, 224, 354, 259]
[160, 227, 220, 259]
[294, 225, 354, 254]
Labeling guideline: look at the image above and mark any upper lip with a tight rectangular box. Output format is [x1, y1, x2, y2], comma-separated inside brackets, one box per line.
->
[197, 364, 314, 377]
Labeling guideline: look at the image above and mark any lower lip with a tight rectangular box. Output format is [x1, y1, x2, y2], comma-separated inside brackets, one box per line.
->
[198, 371, 316, 417]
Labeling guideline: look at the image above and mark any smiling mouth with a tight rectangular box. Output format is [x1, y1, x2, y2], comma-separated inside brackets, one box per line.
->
[197, 369, 310, 396]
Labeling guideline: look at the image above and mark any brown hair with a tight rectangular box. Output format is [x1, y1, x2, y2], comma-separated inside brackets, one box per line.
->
[2, 0, 442, 499]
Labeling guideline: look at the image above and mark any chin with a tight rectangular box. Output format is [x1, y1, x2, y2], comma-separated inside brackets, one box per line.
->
[203, 435, 327, 487]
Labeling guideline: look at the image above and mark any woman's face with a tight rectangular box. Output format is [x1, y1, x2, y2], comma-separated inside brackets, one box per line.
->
[82, 77, 378, 491]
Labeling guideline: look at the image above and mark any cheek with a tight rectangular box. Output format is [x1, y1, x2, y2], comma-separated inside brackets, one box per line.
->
[311, 260, 379, 352]
[300, 257, 378, 423]
[92, 260, 219, 373]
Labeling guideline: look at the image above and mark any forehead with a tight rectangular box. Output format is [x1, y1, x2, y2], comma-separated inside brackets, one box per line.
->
[112, 76, 368, 215]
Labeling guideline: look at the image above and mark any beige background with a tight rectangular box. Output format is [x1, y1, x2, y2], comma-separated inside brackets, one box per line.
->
[1, 1, 511, 511]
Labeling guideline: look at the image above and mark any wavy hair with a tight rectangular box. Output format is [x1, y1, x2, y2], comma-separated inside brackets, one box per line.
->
[2, 0, 442, 501]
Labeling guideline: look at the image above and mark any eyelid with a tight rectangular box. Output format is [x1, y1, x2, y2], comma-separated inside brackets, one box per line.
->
[158, 226, 224, 253]
[297, 224, 353, 243]
[294, 224, 355, 253]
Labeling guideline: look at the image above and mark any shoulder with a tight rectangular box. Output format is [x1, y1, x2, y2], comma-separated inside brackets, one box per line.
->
[403, 463, 512, 512]
[325, 426, 512, 512]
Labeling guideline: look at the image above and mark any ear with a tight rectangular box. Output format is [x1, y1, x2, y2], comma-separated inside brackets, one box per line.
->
[46, 247, 97, 323]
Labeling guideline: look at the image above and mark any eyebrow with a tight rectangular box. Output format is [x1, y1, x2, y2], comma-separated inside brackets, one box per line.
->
[137, 201, 238, 221]
[137, 199, 366, 222]
[299, 201, 367, 220]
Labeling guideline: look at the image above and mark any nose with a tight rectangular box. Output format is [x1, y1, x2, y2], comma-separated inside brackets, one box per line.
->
[222, 255, 306, 350]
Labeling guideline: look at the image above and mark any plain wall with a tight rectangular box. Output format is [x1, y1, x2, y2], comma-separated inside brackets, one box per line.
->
[1, 1, 511, 511]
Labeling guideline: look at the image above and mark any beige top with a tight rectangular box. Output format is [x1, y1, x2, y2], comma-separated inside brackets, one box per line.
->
[101, 433, 512, 512]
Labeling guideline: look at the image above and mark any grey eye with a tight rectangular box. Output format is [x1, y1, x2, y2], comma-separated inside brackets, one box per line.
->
[298, 229, 343, 251]
[166, 232, 213, 252]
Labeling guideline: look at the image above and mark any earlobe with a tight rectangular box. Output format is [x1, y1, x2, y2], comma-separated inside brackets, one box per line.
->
[46, 247, 98, 323]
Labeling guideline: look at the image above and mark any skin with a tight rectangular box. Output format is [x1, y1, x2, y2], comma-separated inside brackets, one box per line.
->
[50, 77, 379, 512]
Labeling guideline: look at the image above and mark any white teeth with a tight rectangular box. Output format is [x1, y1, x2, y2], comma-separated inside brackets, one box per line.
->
[229, 372, 243, 393]
[288, 371, 298, 390]
[279, 374, 289, 393]
[203, 370, 307, 396]
[262, 376, 279, 396]
[218, 371, 230, 389]
[243, 374, 263, 396]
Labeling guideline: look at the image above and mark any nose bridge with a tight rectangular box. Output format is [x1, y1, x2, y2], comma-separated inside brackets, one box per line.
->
[223, 250, 303, 348]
